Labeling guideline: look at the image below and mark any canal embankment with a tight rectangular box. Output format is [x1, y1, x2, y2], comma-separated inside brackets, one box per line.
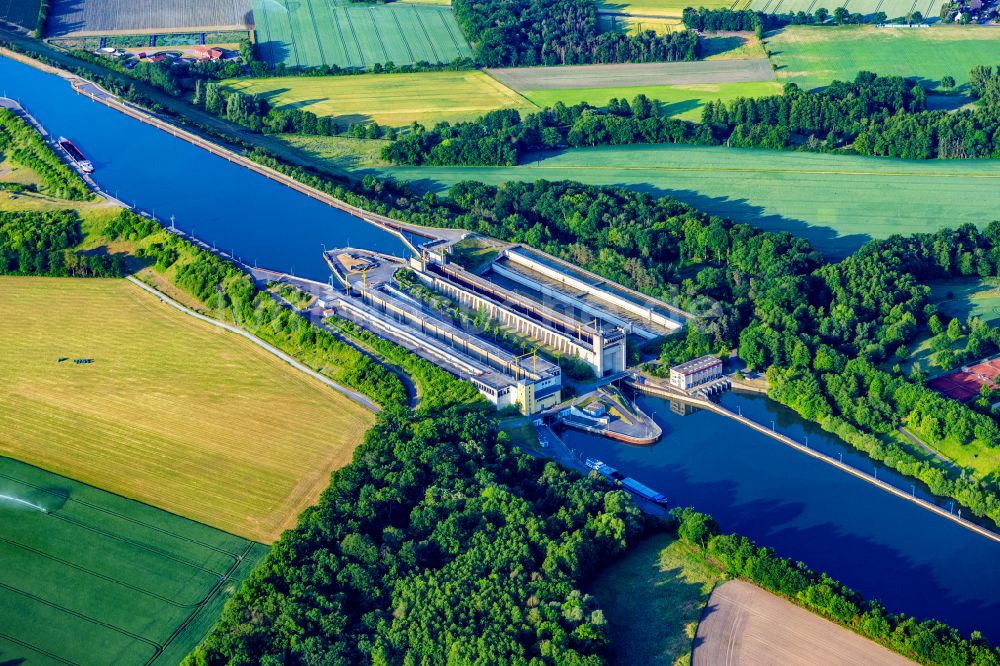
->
[0, 44, 461, 255]
[626, 374, 1000, 544]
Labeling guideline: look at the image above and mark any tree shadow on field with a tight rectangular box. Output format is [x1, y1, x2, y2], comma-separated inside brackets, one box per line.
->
[333, 113, 375, 126]
[81, 244, 151, 276]
[699, 35, 748, 58]
[0, 654, 27, 666]
[43, 0, 86, 38]
[255, 39, 293, 68]
[379, 162, 872, 259]
[660, 98, 701, 118]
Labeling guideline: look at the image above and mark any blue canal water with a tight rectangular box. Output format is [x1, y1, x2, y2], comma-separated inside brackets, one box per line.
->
[4, 53, 1000, 641]
[559, 391, 1000, 640]
[0, 54, 409, 281]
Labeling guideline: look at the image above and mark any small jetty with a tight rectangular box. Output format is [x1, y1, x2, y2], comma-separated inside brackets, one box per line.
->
[555, 385, 661, 445]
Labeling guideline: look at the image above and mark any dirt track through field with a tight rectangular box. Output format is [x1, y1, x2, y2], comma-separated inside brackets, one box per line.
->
[486, 59, 774, 90]
[692, 581, 914, 666]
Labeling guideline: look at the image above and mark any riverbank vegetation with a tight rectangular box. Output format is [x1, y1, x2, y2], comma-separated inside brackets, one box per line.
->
[0, 209, 125, 277]
[671, 508, 1000, 665]
[0, 108, 92, 199]
[103, 209, 415, 409]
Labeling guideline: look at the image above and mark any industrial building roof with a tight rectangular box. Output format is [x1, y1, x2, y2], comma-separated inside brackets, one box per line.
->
[670, 355, 722, 376]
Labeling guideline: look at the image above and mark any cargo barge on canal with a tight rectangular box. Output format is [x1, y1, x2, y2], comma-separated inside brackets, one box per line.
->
[57, 137, 93, 173]
[586, 458, 668, 506]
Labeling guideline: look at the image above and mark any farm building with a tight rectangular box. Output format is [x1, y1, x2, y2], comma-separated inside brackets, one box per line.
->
[669, 355, 723, 390]
[193, 46, 224, 61]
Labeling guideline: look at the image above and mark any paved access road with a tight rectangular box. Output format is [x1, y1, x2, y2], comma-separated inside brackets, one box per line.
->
[692, 580, 914, 666]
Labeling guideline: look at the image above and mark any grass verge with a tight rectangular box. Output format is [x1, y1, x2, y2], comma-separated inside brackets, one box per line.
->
[589, 531, 722, 666]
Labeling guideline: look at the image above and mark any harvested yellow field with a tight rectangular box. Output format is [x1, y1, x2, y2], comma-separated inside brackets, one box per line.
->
[0, 277, 374, 542]
[223, 70, 538, 127]
[692, 581, 914, 666]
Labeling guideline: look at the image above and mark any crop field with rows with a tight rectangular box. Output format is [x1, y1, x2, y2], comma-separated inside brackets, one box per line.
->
[252, 0, 471, 68]
[0, 457, 269, 665]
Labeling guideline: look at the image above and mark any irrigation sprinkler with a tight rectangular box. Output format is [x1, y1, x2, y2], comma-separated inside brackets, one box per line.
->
[805, 435, 809, 448]
[839, 452, 843, 463]
[771, 420, 775, 432]
[911, 484, 916, 498]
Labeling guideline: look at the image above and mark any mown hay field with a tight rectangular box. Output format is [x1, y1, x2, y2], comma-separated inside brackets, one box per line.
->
[224, 70, 537, 126]
[0, 456, 268, 665]
[768, 26, 1000, 91]
[252, 0, 470, 68]
[375, 144, 1000, 258]
[0, 0, 40, 30]
[0, 276, 375, 542]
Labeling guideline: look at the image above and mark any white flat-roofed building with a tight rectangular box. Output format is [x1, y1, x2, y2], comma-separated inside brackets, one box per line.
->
[669, 355, 723, 390]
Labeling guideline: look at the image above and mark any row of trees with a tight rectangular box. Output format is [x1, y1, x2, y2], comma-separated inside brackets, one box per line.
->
[0, 109, 92, 200]
[33, 0, 51, 38]
[0, 210, 125, 277]
[453, 0, 698, 66]
[672, 508, 1000, 665]
[381, 70, 1000, 165]
[190, 80, 394, 139]
[381, 97, 712, 166]
[682, 6, 896, 33]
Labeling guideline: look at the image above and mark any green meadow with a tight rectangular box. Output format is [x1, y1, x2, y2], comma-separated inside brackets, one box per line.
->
[0, 457, 268, 665]
[931, 277, 1000, 328]
[375, 144, 1000, 258]
[768, 26, 1000, 91]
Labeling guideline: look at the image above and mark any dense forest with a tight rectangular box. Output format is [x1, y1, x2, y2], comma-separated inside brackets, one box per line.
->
[381, 70, 1000, 164]
[188, 403, 649, 664]
[0, 109, 92, 200]
[672, 509, 1000, 665]
[0, 210, 125, 277]
[452, 0, 698, 66]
